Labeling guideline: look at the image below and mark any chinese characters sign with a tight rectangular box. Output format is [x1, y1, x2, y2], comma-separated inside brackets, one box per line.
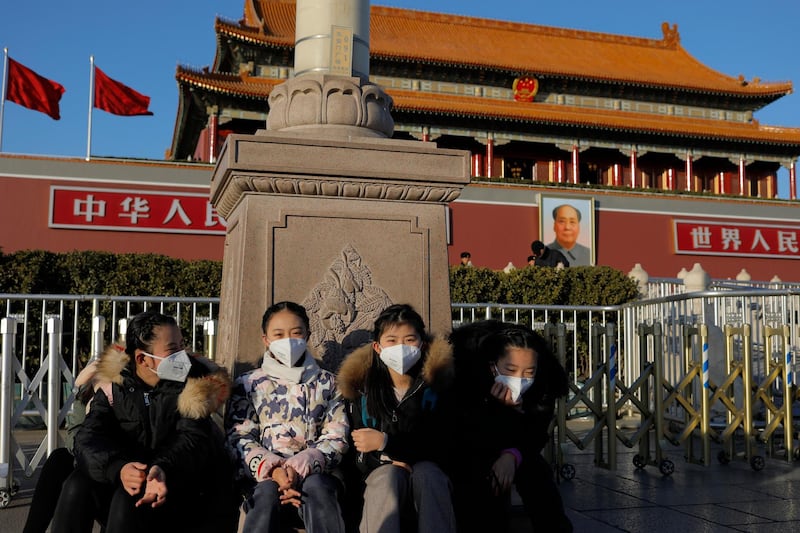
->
[49, 186, 227, 235]
[674, 219, 800, 259]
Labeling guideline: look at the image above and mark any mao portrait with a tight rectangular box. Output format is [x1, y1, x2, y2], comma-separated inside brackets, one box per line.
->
[539, 195, 595, 266]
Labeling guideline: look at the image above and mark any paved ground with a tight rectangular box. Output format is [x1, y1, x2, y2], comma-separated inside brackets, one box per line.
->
[2, 423, 799, 532]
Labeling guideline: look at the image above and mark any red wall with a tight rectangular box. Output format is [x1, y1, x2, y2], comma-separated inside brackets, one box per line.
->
[449, 200, 800, 282]
[1, 176, 224, 261]
[448, 202, 538, 269]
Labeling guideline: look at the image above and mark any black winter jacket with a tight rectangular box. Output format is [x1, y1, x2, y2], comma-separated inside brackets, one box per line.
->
[336, 338, 454, 477]
[74, 348, 233, 503]
[449, 320, 569, 480]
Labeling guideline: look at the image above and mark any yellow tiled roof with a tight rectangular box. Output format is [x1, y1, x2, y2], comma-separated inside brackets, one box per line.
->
[228, 0, 792, 97]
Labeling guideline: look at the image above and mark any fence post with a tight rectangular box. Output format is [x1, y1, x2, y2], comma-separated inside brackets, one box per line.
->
[92, 316, 106, 360]
[0, 318, 17, 493]
[204, 320, 218, 361]
[605, 323, 617, 470]
[118, 318, 129, 344]
[47, 317, 63, 455]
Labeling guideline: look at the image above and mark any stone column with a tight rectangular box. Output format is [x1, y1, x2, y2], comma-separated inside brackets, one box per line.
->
[211, 0, 470, 371]
[294, 0, 370, 78]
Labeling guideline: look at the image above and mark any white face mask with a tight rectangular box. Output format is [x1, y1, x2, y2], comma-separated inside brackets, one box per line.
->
[379, 344, 422, 375]
[494, 366, 534, 403]
[144, 350, 192, 383]
[269, 337, 307, 367]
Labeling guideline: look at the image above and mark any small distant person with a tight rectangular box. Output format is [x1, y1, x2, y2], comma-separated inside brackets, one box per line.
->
[531, 240, 568, 268]
[527, 255, 536, 267]
[459, 251, 473, 267]
[548, 204, 591, 266]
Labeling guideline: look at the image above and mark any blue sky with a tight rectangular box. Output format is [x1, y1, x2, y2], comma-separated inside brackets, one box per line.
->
[2, 1, 799, 195]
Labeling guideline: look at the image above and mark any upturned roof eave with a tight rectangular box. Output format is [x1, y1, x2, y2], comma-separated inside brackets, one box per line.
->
[172, 70, 800, 149]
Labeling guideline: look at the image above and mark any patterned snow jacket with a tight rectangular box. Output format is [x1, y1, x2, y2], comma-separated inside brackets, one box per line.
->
[225, 352, 349, 482]
[336, 337, 455, 477]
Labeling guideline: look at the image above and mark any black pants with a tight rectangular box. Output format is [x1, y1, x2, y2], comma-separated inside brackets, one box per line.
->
[23, 448, 76, 533]
[50, 468, 110, 533]
[51, 467, 238, 533]
[454, 454, 572, 533]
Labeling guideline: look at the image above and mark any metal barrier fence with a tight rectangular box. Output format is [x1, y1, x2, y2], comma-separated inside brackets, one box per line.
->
[452, 289, 800, 479]
[1, 289, 799, 505]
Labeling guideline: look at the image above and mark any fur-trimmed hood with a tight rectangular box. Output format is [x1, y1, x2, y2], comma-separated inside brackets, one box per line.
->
[93, 345, 231, 420]
[337, 336, 453, 401]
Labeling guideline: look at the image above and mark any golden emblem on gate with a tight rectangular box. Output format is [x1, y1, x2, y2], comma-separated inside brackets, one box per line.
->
[512, 76, 538, 102]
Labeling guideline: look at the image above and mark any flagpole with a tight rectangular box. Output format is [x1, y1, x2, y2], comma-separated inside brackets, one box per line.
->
[86, 55, 94, 161]
[0, 48, 9, 152]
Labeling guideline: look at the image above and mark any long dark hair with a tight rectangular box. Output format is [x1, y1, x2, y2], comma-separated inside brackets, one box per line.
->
[481, 324, 569, 401]
[261, 301, 310, 334]
[450, 321, 568, 405]
[365, 304, 429, 421]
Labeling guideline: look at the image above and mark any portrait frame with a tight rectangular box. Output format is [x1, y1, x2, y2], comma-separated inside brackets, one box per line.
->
[538, 195, 596, 266]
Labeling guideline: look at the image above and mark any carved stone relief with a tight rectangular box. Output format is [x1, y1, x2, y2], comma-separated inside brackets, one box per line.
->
[303, 244, 392, 368]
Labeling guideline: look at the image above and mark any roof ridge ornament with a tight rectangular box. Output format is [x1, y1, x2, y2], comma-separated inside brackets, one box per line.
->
[661, 22, 680, 47]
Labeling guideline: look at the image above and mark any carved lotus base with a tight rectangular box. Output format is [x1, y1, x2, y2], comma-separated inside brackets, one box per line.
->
[266, 74, 394, 138]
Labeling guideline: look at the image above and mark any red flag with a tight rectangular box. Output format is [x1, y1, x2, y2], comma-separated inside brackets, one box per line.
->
[93, 66, 153, 116]
[6, 58, 65, 120]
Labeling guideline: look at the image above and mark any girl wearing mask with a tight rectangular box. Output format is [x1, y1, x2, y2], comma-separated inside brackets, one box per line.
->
[449, 321, 572, 533]
[337, 304, 456, 533]
[226, 301, 349, 533]
[52, 311, 235, 533]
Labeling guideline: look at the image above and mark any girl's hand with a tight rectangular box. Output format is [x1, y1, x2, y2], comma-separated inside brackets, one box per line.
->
[136, 465, 167, 508]
[278, 465, 302, 508]
[490, 381, 516, 406]
[352, 428, 386, 453]
[120, 462, 147, 496]
[489, 453, 516, 496]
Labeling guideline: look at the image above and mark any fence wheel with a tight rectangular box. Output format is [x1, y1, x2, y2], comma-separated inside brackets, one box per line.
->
[633, 454, 647, 469]
[659, 459, 675, 476]
[559, 463, 576, 480]
[718, 451, 731, 465]
[750, 455, 765, 471]
[0, 490, 10, 508]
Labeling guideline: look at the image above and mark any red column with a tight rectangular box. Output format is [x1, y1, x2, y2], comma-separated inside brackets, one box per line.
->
[738, 157, 746, 196]
[571, 144, 580, 184]
[790, 161, 797, 200]
[666, 168, 674, 190]
[208, 113, 218, 163]
[471, 154, 483, 177]
[613, 163, 621, 186]
[719, 172, 727, 195]
[422, 127, 430, 142]
[629, 150, 638, 188]
[556, 160, 565, 183]
[685, 154, 693, 191]
[485, 137, 494, 177]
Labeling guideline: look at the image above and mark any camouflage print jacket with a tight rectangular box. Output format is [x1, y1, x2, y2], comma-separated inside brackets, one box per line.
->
[225, 352, 349, 482]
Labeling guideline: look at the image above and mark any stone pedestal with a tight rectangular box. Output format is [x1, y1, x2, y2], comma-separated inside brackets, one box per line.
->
[210, 132, 470, 370]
